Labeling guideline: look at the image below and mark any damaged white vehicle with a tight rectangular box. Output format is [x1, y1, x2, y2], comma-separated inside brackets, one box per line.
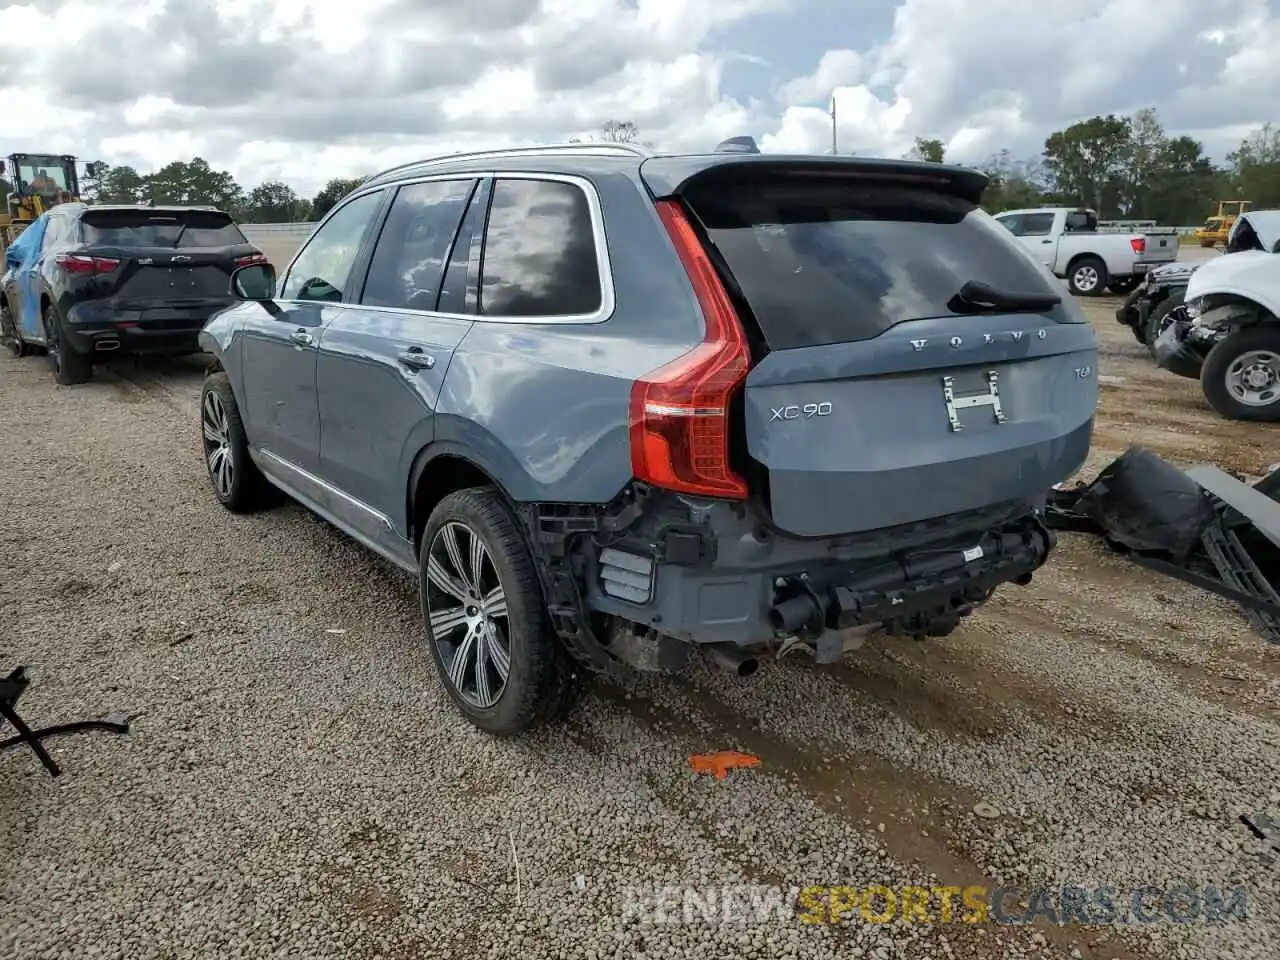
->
[1155, 212, 1280, 420]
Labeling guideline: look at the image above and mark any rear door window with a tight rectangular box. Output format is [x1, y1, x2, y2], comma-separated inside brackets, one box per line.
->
[361, 178, 476, 311]
[479, 178, 602, 318]
[81, 210, 248, 247]
[683, 176, 1065, 351]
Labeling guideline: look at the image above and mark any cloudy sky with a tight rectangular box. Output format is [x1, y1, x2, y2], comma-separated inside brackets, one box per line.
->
[1, 0, 1277, 198]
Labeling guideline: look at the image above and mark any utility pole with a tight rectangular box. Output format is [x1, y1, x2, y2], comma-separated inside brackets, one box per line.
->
[830, 92, 838, 154]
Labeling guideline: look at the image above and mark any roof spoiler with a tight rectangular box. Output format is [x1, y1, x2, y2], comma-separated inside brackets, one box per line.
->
[639, 154, 990, 204]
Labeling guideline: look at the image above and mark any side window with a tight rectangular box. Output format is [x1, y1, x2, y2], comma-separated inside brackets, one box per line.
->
[281, 190, 384, 303]
[437, 178, 492, 316]
[995, 215, 1023, 237]
[361, 179, 475, 311]
[479, 178, 601, 318]
[1020, 213, 1055, 236]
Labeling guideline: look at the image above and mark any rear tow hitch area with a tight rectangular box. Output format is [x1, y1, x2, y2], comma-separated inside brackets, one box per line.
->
[766, 516, 1055, 659]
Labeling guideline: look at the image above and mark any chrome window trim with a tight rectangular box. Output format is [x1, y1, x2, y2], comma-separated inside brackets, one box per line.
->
[274, 171, 616, 326]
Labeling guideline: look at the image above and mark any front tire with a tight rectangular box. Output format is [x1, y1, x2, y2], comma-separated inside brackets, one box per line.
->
[44, 303, 91, 384]
[199, 372, 280, 512]
[1200, 327, 1280, 422]
[1144, 290, 1185, 352]
[1067, 257, 1109, 297]
[420, 487, 584, 735]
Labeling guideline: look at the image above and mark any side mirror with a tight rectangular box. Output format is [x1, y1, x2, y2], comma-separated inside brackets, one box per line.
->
[230, 262, 277, 301]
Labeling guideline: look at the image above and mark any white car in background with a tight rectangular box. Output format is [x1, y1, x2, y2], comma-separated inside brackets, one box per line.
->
[993, 207, 1179, 297]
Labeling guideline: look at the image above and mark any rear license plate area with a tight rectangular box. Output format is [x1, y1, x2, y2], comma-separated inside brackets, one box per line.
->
[941, 366, 1008, 432]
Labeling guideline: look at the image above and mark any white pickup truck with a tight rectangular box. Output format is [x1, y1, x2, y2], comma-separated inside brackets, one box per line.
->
[992, 207, 1180, 297]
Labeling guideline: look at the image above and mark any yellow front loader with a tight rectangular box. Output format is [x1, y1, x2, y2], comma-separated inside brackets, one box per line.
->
[1, 153, 80, 248]
[1193, 199, 1251, 248]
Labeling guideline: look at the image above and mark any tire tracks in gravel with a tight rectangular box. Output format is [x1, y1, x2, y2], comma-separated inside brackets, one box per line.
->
[581, 676, 1154, 960]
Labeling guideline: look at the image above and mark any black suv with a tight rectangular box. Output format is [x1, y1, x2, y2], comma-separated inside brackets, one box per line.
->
[2, 203, 266, 384]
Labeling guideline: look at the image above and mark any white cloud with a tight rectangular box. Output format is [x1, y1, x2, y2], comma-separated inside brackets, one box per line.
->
[0, 0, 1276, 199]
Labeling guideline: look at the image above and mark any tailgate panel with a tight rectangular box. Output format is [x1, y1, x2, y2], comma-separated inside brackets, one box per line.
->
[744, 316, 1097, 537]
[119, 265, 230, 299]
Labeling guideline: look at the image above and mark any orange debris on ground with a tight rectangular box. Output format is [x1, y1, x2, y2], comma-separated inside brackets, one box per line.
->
[688, 750, 762, 780]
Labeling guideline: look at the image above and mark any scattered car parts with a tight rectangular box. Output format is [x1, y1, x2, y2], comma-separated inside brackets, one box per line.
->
[1047, 448, 1280, 645]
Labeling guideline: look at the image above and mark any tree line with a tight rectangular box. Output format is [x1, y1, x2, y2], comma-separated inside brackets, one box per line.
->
[908, 107, 1280, 224]
[3, 111, 1277, 225]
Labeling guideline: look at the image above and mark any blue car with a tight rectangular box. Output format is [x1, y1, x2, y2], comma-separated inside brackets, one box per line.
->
[197, 139, 1100, 735]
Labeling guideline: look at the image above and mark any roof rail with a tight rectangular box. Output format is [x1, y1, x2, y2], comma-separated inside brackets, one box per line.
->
[367, 141, 650, 181]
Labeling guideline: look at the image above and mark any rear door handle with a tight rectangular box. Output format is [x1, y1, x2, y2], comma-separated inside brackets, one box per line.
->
[290, 329, 314, 347]
[398, 347, 435, 371]
[1041, 239, 1053, 244]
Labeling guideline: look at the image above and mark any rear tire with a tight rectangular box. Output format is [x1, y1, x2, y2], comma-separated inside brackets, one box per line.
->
[420, 487, 586, 736]
[1067, 257, 1108, 297]
[44, 303, 91, 384]
[1200, 327, 1280, 422]
[0, 299, 27, 357]
[200, 372, 280, 512]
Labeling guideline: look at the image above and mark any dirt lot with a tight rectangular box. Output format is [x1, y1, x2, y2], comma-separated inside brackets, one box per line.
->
[2, 285, 1279, 960]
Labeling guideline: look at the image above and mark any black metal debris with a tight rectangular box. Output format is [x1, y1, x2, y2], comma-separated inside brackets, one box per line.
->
[1045, 447, 1280, 645]
[0, 666, 132, 777]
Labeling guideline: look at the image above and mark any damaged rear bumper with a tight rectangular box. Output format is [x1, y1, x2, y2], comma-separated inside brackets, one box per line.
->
[766, 515, 1054, 640]
[585, 506, 1056, 659]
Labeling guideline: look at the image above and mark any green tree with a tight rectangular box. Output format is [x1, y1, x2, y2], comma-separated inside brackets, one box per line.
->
[310, 176, 366, 219]
[97, 165, 148, 203]
[1146, 135, 1221, 225]
[243, 180, 309, 222]
[80, 160, 110, 202]
[907, 137, 946, 163]
[1227, 123, 1280, 208]
[599, 119, 640, 143]
[145, 157, 242, 210]
[1041, 114, 1133, 214]
[977, 149, 1047, 213]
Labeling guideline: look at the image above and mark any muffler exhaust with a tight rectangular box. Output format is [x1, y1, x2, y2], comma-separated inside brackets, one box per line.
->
[703, 643, 759, 677]
[95, 339, 121, 352]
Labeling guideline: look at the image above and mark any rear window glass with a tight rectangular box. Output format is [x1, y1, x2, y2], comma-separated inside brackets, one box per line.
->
[81, 211, 247, 248]
[684, 177, 1064, 350]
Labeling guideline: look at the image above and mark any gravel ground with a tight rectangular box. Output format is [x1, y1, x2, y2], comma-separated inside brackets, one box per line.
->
[2, 280, 1279, 960]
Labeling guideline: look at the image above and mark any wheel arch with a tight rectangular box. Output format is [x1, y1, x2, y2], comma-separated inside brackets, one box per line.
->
[1065, 251, 1105, 276]
[407, 443, 529, 554]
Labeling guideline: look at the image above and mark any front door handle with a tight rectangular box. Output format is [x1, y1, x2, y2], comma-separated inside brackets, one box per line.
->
[1041, 239, 1053, 244]
[398, 347, 435, 371]
[290, 329, 314, 347]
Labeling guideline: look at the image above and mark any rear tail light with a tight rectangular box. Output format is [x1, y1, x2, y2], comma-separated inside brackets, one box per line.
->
[1130, 236, 1146, 254]
[628, 199, 750, 500]
[55, 254, 119, 275]
[235, 252, 269, 267]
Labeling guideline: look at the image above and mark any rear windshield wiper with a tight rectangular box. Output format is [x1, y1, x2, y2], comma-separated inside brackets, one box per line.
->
[948, 280, 1062, 313]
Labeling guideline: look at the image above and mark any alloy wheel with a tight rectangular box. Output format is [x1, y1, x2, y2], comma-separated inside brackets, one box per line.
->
[1073, 265, 1099, 293]
[1225, 349, 1280, 407]
[424, 521, 511, 709]
[201, 390, 234, 498]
